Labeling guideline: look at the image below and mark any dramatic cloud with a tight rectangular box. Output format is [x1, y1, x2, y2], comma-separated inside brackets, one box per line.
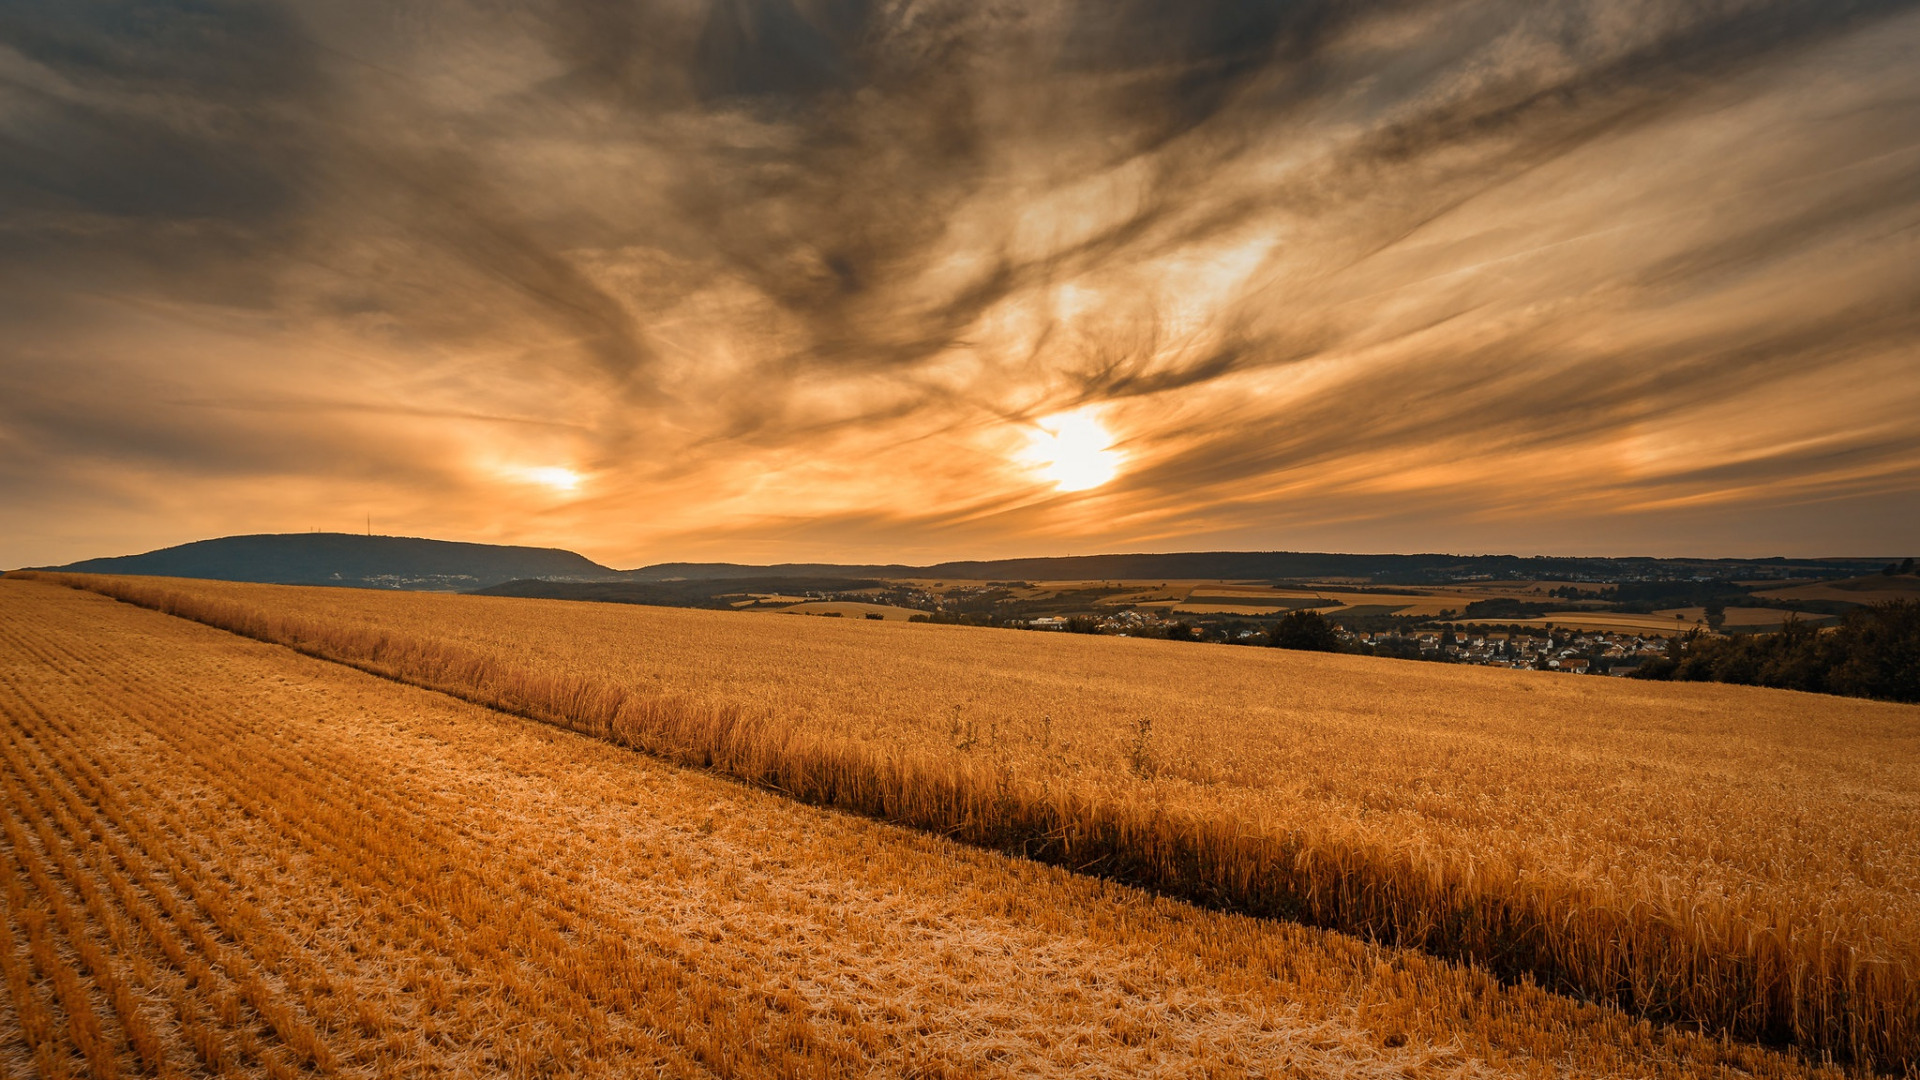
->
[2, 0, 1916, 566]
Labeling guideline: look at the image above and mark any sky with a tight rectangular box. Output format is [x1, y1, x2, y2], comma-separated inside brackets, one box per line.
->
[2, 0, 1917, 569]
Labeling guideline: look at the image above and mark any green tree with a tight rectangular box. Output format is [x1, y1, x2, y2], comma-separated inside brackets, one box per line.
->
[1268, 610, 1341, 652]
[1633, 601, 1919, 703]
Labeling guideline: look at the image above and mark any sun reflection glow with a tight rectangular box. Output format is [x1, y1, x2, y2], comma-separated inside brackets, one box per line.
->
[1020, 408, 1122, 492]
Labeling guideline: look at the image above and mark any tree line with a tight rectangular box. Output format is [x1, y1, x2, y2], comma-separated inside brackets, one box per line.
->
[1629, 601, 1919, 703]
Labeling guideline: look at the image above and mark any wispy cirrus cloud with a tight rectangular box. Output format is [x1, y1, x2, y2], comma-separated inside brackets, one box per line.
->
[1, 0, 1915, 566]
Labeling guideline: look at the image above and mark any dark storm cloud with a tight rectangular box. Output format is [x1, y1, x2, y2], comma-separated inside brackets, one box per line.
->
[656, 0, 1915, 405]
[2, 0, 1917, 564]
[0, 4, 314, 242]
[0, 0, 660, 388]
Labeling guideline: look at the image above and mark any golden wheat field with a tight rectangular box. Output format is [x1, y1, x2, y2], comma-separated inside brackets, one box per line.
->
[15, 573, 1920, 1069]
[0, 576, 1873, 1078]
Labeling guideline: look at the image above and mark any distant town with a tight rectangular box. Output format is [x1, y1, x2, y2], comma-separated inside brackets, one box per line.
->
[770, 586, 1678, 676]
[35, 532, 1914, 690]
[705, 563, 1917, 679]
[1028, 614, 1672, 675]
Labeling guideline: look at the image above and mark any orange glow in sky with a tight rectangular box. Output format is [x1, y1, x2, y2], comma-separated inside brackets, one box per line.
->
[2, 2, 1917, 568]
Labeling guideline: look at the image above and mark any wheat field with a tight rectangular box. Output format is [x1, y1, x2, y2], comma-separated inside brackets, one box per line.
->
[1, 576, 1872, 1077]
[15, 572, 1920, 1069]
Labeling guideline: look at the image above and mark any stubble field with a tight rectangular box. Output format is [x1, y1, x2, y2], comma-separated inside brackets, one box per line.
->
[1, 576, 1874, 1078]
[17, 572, 1920, 1069]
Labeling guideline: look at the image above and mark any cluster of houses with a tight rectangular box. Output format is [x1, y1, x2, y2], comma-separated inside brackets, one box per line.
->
[1021, 611, 1674, 675]
[1029, 611, 1157, 631]
[1345, 629, 1673, 674]
[804, 584, 1686, 676]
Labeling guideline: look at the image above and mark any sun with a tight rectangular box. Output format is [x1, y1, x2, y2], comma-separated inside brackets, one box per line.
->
[1020, 408, 1122, 492]
[515, 466, 582, 493]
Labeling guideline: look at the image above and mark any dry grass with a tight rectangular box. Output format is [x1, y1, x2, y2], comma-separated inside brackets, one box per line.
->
[0, 576, 1867, 1077]
[18, 572, 1920, 1069]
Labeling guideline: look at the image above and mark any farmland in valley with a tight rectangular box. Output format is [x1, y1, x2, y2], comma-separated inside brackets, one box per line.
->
[918, 577, 1832, 632]
[1161, 585, 1830, 631]
[1476, 610, 1703, 634]
[752, 601, 924, 620]
[1491, 607, 1839, 635]
[17, 572, 1920, 1070]
[1753, 574, 1920, 606]
[0, 576, 1867, 1078]
[471, 565, 1849, 644]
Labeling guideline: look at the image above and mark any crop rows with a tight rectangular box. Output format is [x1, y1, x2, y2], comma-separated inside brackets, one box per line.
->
[0, 573, 1874, 1077]
[21, 571, 1920, 1069]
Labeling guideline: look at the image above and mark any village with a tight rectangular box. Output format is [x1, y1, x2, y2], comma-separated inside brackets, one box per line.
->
[1021, 610, 1674, 674]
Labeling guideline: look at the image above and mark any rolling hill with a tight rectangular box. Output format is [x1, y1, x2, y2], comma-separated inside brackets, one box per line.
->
[26, 530, 1896, 594]
[623, 551, 1883, 584]
[34, 532, 617, 590]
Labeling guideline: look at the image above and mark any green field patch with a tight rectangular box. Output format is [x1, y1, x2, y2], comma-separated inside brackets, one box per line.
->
[1325, 604, 1411, 618]
[1182, 594, 1339, 610]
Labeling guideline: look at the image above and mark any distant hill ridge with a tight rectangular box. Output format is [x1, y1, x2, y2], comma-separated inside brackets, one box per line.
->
[626, 551, 1884, 584]
[38, 533, 617, 591]
[24, 531, 1894, 591]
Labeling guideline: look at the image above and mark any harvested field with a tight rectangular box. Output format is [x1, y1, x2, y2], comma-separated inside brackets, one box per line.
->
[1491, 609, 1833, 635]
[1495, 611, 1705, 634]
[758, 601, 923, 620]
[1755, 576, 1920, 606]
[1277, 592, 1482, 618]
[1172, 601, 1331, 615]
[1321, 604, 1414, 618]
[1718, 607, 1838, 632]
[1177, 590, 1331, 611]
[1257, 586, 1609, 619]
[20, 573, 1920, 1068]
[0, 577, 1861, 1078]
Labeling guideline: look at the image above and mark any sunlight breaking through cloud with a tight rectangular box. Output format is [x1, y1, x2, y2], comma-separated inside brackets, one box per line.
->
[1021, 409, 1124, 494]
[1, 0, 1916, 566]
[513, 467, 583, 495]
